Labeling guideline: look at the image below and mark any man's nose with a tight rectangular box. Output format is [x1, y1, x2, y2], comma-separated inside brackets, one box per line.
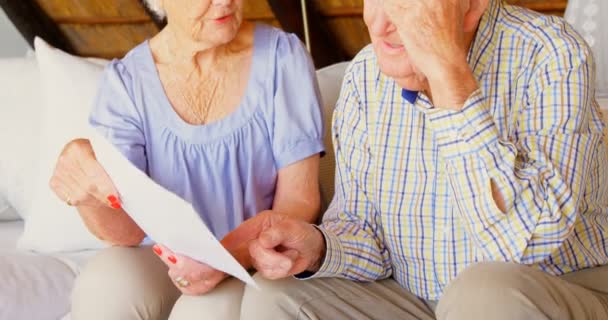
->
[211, 0, 232, 6]
[366, 6, 396, 37]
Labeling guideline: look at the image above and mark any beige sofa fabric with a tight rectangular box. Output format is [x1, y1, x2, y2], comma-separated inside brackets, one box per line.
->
[316, 62, 349, 211]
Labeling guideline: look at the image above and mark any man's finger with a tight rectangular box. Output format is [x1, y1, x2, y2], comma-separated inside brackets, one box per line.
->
[257, 220, 302, 249]
[221, 211, 277, 249]
[282, 249, 299, 262]
[250, 240, 293, 275]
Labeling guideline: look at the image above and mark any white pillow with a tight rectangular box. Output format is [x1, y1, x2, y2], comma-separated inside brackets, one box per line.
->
[0, 200, 19, 222]
[18, 38, 110, 252]
[0, 56, 42, 218]
[0, 195, 19, 221]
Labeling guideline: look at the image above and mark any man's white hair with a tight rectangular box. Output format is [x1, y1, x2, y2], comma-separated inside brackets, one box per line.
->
[144, 0, 166, 19]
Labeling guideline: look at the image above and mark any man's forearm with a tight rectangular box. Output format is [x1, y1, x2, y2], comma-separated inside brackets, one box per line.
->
[427, 62, 479, 111]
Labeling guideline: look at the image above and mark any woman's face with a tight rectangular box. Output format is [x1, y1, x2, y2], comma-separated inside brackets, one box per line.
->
[164, 0, 244, 46]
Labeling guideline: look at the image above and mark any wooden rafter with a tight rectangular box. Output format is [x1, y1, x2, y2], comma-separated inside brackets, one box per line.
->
[268, 0, 347, 68]
[0, 0, 73, 52]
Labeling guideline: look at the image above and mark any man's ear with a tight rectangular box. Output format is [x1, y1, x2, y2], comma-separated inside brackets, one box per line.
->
[463, 0, 490, 32]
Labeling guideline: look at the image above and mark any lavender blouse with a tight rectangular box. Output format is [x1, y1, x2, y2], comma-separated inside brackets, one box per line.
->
[89, 24, 324, 238]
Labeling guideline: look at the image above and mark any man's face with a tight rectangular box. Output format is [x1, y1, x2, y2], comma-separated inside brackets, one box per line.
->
[364, 0, 426, 90]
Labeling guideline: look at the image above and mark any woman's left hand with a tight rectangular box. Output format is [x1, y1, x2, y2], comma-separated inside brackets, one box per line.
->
[153, 244, 228, 295]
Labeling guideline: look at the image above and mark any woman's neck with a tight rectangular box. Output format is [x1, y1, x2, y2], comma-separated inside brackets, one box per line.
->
[150, 22, 254, 75]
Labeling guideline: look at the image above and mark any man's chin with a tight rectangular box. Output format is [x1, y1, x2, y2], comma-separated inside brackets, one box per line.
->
[394, 77, 427, 92]
[384, 70, 427, 91]
[376, 59, 425, 91]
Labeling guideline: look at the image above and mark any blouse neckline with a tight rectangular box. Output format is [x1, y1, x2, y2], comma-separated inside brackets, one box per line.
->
[142, 24, 268, 144]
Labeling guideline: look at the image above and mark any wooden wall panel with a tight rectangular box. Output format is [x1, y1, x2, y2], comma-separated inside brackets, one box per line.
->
[242, 0, 275, 21]
[507, 0, 568, 13]
[59, 23, 158, 58]
[242, 0, 280, 26]
[30, 0, 279, 59]
[325, 18, 370, 58]
[7, 0, 568, 61]
[35, 0, 150, 20]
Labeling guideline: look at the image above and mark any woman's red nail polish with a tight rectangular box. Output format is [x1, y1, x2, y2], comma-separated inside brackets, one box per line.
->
[107, 195, 118, 203]
[153, 245, 162, 255]
[168, 256, 177, 264]
[111, 202, 122, 209]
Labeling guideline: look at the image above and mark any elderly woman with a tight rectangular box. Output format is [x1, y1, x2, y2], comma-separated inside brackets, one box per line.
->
[48, 0, 324, 319]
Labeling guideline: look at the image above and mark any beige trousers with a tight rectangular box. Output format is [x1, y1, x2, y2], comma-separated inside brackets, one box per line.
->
[240, 262, 608, 320]
[70, 246, 245, 320]
[71, 246, 608, 319]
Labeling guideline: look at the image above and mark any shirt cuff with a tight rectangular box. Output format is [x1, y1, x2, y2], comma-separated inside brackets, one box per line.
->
[294, 226, 345, 280]
[421, 89, 501, 160]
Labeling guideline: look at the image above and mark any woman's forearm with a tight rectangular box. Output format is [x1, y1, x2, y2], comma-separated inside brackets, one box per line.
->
[227, 242, 253, 270]
[76, 206, 145, 246]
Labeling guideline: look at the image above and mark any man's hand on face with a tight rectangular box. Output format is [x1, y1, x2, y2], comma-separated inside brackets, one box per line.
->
[382, 0, 480, 110]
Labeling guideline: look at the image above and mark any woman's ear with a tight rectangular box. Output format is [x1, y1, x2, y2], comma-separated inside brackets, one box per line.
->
[463, 0, 490, 32]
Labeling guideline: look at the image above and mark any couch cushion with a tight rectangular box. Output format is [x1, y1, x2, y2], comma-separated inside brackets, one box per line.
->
[0, 252, 76, 320]
[316, 62, 349, 209]
[0, 194, 18, 221]
[1, 221, 75, 320]
[1, 220, 95, 320]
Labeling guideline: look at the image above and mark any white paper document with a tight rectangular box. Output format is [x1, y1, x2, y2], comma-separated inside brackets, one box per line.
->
[89, 130, 257, 287]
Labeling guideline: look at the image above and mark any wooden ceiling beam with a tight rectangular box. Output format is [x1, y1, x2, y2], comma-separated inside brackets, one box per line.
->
[0, 0, 74, 52]
[53, 16, 153, 25]
[267, 0, 347, 68]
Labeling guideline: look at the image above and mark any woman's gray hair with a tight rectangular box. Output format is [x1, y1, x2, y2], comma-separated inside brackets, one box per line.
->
[143, 0, 166, 19]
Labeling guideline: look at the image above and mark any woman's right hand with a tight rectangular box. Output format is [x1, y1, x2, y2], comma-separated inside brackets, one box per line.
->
[49, 138, 122, 209]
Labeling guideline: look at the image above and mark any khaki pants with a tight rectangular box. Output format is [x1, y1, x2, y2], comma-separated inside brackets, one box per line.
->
[71, 246, 245, 320]
[240, 262, 608, 320]
[71, 246, 608, 319]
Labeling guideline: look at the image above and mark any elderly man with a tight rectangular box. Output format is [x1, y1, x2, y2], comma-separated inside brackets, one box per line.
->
[238, 0, 608, 319]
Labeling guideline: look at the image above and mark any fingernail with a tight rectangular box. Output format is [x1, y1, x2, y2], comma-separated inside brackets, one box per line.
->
[111, 202, 122, 209]
[152, 245, 162, 255]
[168, 256, 177, 264]
[107, 195, 118, 203]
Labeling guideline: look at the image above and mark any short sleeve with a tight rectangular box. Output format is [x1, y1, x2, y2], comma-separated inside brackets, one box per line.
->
[270, 33, 325, 169]
[89, 60, 147, 173]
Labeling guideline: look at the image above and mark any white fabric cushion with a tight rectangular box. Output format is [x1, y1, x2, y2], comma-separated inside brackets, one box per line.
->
[0, 56, 42, 218]
[18, 38, 110, 252]
[0, 252, 76, 320]
[0, 221, 76, 320]
[0, 202, 19, 221]
[0, 220, 24, 251]
[0, 194, 16, 221]
[315, 62, 349, 209]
